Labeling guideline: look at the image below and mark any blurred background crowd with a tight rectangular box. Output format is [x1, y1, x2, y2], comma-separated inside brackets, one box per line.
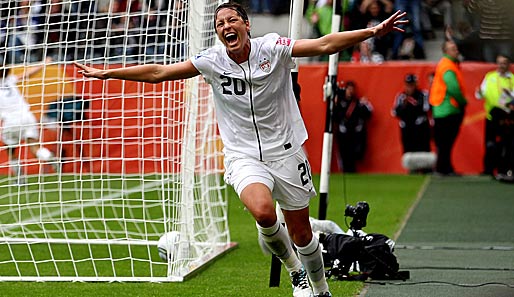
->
[0, 0, 188, 64]
[1, 0, 513, 65]
[242, 0, 514, 63]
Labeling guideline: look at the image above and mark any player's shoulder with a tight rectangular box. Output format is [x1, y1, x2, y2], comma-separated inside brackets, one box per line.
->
[395, 91, 406, 99]
[0, 76, 16, 88]
[484, 70, 497, 78]
[192, 44, 224, 63]
[3, 75, 18, 85]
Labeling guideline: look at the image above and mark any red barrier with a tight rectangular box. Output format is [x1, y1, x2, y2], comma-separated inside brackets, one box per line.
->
[66, 70, 187, 174]
[0, 62, 502, 176]
[0, 66, 186, 175]
[298, 61, 502, 174]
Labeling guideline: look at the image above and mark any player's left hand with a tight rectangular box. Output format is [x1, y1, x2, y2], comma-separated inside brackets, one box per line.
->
[74, 62, 107, 80]
[374, 10, 408, 38]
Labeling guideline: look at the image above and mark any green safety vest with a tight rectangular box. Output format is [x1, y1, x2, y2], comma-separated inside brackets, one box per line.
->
[481, 71, 514, 120]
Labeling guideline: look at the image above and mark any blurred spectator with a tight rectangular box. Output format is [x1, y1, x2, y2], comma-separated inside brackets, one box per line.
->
[268, 0, 292, 15]
[445, 21, 483, 61]
[392, 74, 431, 153]
[490, 97, 514, 181]
[305, 0, 350, 60]
[306, 0, 349, 38]
[350, 0, 393, 30]
[44, 0, 66, 60]
[333, 81, 373, 173]
[107, 0, 142, 59]
[392, 0, 426, 60]
[458, 0, 480, 31]
[55, 0, 96, 61]
[117, 0, 142, 14]
[421, 0, 452, 38]
[352, 41, 374, 63]
[168, 0, 188, 62]
[355, 0, 393, 62]
[464, 0, 513, 62]
[392, 74, 434, 173]
[0, 1, 44, 64]
[429, 41, 467, 176]
[0, 17, 25, 64]
[17, 1, 44, 61]
[475, 54, 514, 175]
[250, 0, 271, 14]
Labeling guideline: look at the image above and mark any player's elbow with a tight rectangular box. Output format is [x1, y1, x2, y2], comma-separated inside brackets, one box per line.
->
[323, 44, 341, 55]
[318, 36, 345, 55]
[149, 69, 167, 83]
[316, 43, 342, 56]
[148, 76, 164, 84]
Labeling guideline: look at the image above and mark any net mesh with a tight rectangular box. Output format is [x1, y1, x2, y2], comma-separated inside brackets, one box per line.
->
[0, 0, 230, 282]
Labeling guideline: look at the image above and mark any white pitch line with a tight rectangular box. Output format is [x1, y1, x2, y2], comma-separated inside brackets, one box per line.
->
[1, 179, 170, 233]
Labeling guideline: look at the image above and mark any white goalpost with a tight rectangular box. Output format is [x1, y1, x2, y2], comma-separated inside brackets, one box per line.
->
[0, 0, 234, 282]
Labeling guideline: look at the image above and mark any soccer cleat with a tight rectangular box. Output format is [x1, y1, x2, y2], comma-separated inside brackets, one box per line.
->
[290, 268, 313, 297]
[314, 292, 332, 297]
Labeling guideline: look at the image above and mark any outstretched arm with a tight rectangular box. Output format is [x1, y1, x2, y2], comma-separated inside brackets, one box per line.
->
[16, 57, 52, 80]
[73, 60, 201, 83]
[292, 10, 407, 57]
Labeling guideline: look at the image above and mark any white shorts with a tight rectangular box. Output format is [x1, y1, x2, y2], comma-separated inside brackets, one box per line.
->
[1, 112, 39, 146]
[224, 149, 317, 211]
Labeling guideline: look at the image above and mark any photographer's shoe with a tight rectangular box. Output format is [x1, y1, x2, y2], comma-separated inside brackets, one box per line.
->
[290, 268, 313, 297]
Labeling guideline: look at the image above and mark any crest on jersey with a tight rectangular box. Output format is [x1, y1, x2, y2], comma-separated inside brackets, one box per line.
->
[259, 57, 271, 73]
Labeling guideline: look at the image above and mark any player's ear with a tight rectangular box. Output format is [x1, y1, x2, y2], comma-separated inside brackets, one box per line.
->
[245, 20, 250, 33]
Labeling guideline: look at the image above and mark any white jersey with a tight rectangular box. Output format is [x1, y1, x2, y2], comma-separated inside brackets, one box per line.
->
[0, 75, 32, 121]
[191, 33, 308, 161]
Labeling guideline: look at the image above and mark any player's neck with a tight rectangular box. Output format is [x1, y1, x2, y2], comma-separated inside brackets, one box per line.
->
[227, 41, 250, 64]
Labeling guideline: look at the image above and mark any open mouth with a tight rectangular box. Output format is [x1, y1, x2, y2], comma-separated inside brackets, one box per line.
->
[225, 33, 238, 45]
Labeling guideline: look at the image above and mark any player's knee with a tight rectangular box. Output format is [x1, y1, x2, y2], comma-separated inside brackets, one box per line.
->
[252, 208, 277, 228]
[36, 147, 54, 161]
[290, 228, 313, 247]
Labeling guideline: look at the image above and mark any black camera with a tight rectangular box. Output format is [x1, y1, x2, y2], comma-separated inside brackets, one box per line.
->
[344, 201, 370, 230]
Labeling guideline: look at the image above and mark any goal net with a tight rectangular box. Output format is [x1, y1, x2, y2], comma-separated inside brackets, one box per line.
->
[0, 0, 233, 282]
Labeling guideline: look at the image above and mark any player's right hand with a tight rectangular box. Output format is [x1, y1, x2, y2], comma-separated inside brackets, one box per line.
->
[73, 62, 107, 79]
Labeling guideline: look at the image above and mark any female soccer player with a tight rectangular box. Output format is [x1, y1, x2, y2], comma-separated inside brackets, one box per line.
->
[0, 57, 57, 184]
[74, 3, 406, 296]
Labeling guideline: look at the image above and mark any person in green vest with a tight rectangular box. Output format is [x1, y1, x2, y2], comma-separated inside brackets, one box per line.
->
[476, 54, 514, 175]
[429, 40, 468, 176]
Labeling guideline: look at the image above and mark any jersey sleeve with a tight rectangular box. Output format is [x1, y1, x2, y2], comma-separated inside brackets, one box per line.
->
[190, 47, 219, 84]
[263, 33, 296, 69]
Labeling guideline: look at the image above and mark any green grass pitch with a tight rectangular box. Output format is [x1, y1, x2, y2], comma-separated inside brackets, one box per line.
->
[0, 174, 426, 296]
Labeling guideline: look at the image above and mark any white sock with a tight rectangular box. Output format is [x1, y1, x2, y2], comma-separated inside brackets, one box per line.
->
[9, 159, 21, 177]
[36, 147, 54, 161]
[256, 221, 302, 273]
[296, 235, 329, 294]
